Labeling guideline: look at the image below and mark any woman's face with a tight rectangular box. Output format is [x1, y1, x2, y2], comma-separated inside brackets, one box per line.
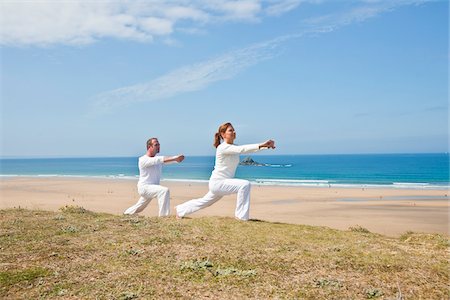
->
[222, 126, 236, 143]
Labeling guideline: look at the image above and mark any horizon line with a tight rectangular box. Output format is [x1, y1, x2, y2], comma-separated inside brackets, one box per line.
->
[1, 152, 448, 160]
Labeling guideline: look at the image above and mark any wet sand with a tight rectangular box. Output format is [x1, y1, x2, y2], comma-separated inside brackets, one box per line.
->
[1, 177, 448, 236]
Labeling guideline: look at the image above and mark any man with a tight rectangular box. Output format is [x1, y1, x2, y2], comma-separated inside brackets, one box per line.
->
[124, 138, 184, 216]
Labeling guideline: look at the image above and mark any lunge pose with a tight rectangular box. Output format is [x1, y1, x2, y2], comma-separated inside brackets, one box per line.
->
[176, 122, 275, 220]
[124, 138, 184, 216]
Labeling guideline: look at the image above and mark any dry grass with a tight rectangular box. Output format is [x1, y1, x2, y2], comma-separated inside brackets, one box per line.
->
[0, 206, 448, 299]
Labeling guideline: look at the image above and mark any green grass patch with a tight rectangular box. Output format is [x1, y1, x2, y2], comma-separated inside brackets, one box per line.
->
[59, 205, 93, 214]
[0, 208, 448, 299]
[180, 259, 256, 277]
[349, 225, 371, 233]
[0, 267, 51, 287]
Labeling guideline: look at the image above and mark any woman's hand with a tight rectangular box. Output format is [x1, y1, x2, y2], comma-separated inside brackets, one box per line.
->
[260, 140, 276, 149]
[175, 155, 185, 163]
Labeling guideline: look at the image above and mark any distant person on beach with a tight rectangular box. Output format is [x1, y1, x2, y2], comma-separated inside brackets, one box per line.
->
[176, 122, 275, 220]
[124, 138, 184, 216]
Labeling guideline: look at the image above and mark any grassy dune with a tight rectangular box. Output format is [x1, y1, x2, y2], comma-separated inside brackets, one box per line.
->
[1, 207, 448, 299]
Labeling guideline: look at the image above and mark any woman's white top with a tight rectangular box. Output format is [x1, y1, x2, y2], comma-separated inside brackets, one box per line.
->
[210, 142, 260, 180]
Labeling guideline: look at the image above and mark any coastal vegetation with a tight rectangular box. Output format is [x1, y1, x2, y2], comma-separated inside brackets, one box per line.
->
[1, 207, 448, 299]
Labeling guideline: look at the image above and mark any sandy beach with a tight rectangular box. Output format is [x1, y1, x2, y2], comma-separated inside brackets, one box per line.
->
[0, 177, 448, 237]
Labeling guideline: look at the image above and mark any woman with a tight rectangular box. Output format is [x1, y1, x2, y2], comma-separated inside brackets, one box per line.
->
[176, 122, 275, 221]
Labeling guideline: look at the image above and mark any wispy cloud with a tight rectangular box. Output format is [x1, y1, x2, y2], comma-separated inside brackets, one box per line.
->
[265, 0, 304, 17]
[423, 106, 448, 113]
[303, 0, 429, 31]
[89, 0, 428, 116]
[88, 36, 289, 115]
[0, 0, 302, 47]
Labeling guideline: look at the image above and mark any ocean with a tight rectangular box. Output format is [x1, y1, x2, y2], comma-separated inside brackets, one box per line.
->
[0, 154, 448, 189]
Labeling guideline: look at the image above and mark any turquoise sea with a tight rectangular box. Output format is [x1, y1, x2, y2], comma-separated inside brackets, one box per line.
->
[0, 154, 448, 189]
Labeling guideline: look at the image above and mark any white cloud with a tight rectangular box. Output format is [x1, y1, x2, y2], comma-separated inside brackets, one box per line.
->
[0, 1, 152, 46]
[208, 0, 262, 21]
[138, 17, 173, 35]
[0, 0, 430, 47]
[0, 0, 299, 47]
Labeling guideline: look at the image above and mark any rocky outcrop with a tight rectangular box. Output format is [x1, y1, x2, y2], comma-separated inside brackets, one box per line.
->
[239, 157, 266, 166]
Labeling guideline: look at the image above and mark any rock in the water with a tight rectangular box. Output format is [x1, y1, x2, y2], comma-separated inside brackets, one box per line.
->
[240, 156, 265, 166]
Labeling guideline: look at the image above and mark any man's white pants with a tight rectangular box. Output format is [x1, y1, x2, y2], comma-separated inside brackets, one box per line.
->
[176, 179, 251, 220]
[124, 184, 170, 216]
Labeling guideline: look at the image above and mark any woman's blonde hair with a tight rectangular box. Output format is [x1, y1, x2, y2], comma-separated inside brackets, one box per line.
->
[213, 122, 233, 148]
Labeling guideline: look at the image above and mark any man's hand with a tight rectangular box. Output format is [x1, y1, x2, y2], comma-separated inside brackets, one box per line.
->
[164, 155, 185, 164]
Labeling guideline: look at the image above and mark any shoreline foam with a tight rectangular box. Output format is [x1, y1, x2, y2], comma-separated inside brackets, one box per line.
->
[1, 174, 448, 190]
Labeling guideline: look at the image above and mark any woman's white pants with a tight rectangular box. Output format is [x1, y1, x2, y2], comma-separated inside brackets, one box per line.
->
[176, 179, 251, 220]
[124, 184, 170, 216]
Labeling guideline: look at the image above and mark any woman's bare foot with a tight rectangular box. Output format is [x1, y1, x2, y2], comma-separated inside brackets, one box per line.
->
[175, 207, 182, 219]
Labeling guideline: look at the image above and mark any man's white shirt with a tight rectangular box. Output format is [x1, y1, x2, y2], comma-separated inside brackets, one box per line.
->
[137, 155, 164, 185]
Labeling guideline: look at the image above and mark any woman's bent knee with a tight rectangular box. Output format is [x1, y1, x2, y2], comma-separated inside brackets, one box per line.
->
[241, 181, 251, 190]
[159, 186, 169, 196]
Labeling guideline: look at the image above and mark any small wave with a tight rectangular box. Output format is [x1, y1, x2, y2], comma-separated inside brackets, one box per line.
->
[253, 179, 331, 187]
[0, 174, 139, 180]
[255, 179, 329, 183]
[162, 178, 209, 183]
[391, 182, 449, 189]
[267, 164, 292, 168]
[251, 179, 449, 190]
[393, 182, 429, 186]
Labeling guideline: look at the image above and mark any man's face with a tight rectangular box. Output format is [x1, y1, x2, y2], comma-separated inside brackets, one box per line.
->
[149, 139, 161, 155]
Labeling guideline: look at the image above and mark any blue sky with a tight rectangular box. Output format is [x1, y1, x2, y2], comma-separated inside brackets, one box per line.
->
[0, 0, 448, 158]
